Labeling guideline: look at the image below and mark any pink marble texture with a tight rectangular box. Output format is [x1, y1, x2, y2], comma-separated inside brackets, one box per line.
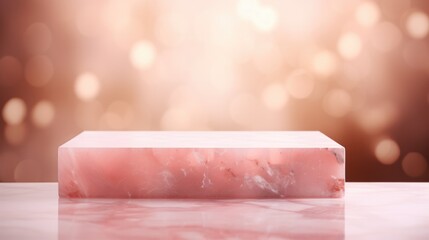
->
[2, 183, 429, 239]
[58, 131, 345, 198]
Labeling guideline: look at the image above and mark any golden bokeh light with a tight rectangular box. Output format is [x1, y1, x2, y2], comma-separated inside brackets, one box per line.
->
[74, 72, 100, 101]
[2, 98, 27, 125]
[130, 40, 157, 70]
[237, 0, 259, 21]
[0, 0, 429, 182]
[370, 22, 402, 52]
[261, 82, 288, 111]
[237, 0, 278, 32]
[25, 55, 54, 87]
[31, 100, 55, 128]
[374, 138, 401, 165]
[285, 69, 314, 99]
[322, 89, 352, 118]
[355, 1, 380, 27]
[24, 22, 52, 54]
[311, 50, 337, 77]
[355, 103, 398, 134]
[402, 152, 428, 177]
[406, 11, 429, 39]
[337, 32, 362, 60]
[99, 101, 135, 130]
[252, 5, 278, 32]
[161, 107, 192, 130]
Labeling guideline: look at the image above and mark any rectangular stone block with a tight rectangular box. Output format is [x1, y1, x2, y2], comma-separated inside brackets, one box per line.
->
[58, 131, 345, 198]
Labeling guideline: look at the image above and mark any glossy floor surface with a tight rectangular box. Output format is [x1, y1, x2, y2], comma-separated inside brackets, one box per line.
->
[0, 183, 428, 239]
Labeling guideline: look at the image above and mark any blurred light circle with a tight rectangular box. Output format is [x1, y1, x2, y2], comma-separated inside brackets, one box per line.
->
[355, 1, 380, 27]
[402, 40, 429, 69]
[406, 11, 429, 39]
[24, 22, 52, 54]
[370, 22, 402, 52]
[2, 98, 26, 125]
[355, 103, 399, 134]
[402, 152, 427, 177]
[252, 5, 278, 32]
[0, 56, 22, 86]
[99, 101, 134, 129]
[0, 152, 19, 181]
[14, 159, 41, 182]
[31, 100, 55, 128]
[311, 50, 337, 77]
[74, 72, 100, 101]
[285, 69, 314, 99]
[25, 55, 54, 87]
[237, 0, 259, 21]
[322, 89, 352, 118]
[337, 32, 362, 60]
[130, 40, 156, 70]
[161, 107, 192, 130]
[4, 123, 27, 146]
[374, 138, 400, 165]
[261, 83, 288, 111]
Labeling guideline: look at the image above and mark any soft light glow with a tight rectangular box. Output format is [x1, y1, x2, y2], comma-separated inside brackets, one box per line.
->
[285, 69, 314, 99]
[252, 5, 278, 32]
[236, 0, 278, 32]
[130, 40, 156, 70]
[323, 89, 352, 118]
[25, 55, 54, 87]
[402, 152, 428, 177]
[374, 138, 401, 165]
[14, 159, 41, 182]
[31, 100, 55, 128]
[74, 72, 100, 101]
[99, 101, 134, 129]
[237, 0, 259, 21]
[4, 123, 27, 146]
[2, 98, 26, 125]
[155, 13, 188, 47]
[261, 83, 288, 111]
[161, 107, 192, 130]
[337, 32, 362, 60]
[406, 11, 429, 39]
[355, 103, 398, 134]
[370, 22, 402, 52]
[24, 22, 52, 54]
[311, 50, 337, 77]
[355, 1, 380, 27]
[0, 56, 22, 86]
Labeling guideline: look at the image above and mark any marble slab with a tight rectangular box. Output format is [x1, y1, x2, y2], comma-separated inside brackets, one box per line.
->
[1, 183, 429, 239]
[58, 131, 345, 198]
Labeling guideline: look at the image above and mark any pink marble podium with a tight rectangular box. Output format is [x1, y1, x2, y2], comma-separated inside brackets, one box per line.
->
[58, 131, 345, 198]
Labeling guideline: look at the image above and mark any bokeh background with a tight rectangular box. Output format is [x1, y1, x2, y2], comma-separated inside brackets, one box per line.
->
[0, 0, 428, 182]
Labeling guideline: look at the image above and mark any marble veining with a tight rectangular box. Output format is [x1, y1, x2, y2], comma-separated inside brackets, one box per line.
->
[1, 183, 429, 239]
[58, 131, 345, 198]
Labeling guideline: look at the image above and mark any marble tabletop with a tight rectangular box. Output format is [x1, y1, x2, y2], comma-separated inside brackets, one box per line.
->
[0, 183, 428, 239]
